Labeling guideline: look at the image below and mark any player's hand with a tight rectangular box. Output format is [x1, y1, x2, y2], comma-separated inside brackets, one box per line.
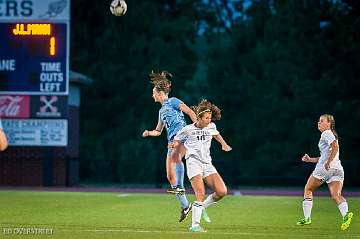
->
[142, 130, 149, 137]
[302, 154, 311, 162]
[168, 141, 179, 149]
[324, 161, 330, 171]
[222, 144, 232, 152]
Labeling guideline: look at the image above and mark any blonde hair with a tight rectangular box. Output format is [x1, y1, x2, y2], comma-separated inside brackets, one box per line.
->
[321, 114, 338, 140]
[192, 99, 222, 121]
[149, 70, 172, 94]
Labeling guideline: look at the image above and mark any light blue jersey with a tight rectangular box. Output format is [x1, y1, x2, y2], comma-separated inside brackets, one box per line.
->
[0, 119, 2, 130]
[159, 97, 186, 141]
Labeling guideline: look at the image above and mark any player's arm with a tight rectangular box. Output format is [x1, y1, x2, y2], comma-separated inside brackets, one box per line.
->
[301, 154, 319, 163]
[142, 120, 164, 137]
[213, 134, 232, 152]
[0, 129, 8, 151]
[179, 103, 197, 123]
[324, 140, 338, 170]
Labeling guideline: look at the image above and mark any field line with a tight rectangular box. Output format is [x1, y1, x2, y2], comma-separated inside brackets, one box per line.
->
[56, 228, 360, 237]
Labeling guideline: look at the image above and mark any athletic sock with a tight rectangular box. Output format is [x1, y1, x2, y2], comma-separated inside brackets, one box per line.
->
[174, 162, 189, 209]
[303, 198, 313, 219]
[192, 201, 203, 227]
[338, 201, 348, 218]
[203, 194, 217, 209]
[175, 162, 185, 187]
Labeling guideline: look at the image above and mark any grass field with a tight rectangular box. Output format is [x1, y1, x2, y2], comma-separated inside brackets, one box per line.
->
[0, 190, 358, 239]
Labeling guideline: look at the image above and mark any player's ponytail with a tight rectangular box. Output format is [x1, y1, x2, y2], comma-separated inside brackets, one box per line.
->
[149, 70, 172, 94]
[322, 114, 338, 140]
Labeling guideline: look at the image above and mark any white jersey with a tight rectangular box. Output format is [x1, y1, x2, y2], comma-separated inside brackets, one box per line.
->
[316, 129, 342, 170]
[174, 122, 219, 164]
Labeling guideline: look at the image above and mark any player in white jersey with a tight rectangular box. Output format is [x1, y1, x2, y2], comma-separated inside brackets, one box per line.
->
[0, 119, 8, 151]
[297, 114, 353, 230]
[171, 99, 232, 232]
[142, 71, 197, 222]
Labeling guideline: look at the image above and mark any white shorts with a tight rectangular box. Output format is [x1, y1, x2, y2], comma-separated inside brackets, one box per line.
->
[186, 158, 218, 180]
[312, 167, 344, 184]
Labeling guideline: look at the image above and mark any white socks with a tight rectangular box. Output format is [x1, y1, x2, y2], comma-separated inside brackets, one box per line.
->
[338, 201, 348, 217]
[303, 198, 349, 219]
[192, 201, 203, 227]
[302, 198, 313, 219]
[203, 194, 217, 209]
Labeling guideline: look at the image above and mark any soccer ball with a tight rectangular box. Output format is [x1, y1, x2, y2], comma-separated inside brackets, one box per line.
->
[110, 0, 127, 16]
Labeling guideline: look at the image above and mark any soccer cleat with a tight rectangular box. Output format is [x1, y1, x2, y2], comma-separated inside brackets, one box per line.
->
[166, 186, 185, 194]
[189, 225, 207, 233]
[202, 209, 211, 223]
[341, 212, 353, 231]
[296, 217, 311, 226]
[179, 203, 192, 222]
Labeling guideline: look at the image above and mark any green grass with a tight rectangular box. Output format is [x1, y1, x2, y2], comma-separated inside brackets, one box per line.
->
[0, 190, 359, 238]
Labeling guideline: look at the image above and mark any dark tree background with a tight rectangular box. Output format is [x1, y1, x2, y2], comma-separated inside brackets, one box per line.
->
[70, 0, 360, 187]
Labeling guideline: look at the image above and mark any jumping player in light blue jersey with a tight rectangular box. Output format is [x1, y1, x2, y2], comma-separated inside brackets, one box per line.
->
[142, 70, 197, 222]
[0, 119, 8, 151]
[159, 97, 187, 142]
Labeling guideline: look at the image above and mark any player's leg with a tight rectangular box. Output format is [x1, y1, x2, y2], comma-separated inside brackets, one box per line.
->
[297, 175, 323, 225]
[165, 150, 191, 222]
[174, 143, 187, 192]
[174, 144, 192, 222]
[204, 172, 227, 203]
[165, 152, 177, 187]
[327, 174, 353, 231]
[201, 172, 227, 223]
[167, 143, 185, 194]
[189, 174, 206, 232]
[166, 151, 189, 206]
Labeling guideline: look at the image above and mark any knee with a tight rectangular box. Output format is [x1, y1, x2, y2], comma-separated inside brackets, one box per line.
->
[304, 185, 314, 194]
[330, 193, 342, 202]
[215, 187, 228, 199]
[194, 189, 206, 199]
[167, 172, 175, 183]
[171, 147, 183, 163]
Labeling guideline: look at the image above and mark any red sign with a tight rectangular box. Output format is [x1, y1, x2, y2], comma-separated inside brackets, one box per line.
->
[0, 95, 30, 118]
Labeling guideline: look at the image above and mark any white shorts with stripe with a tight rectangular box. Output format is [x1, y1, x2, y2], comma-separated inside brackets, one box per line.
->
[312, 167, 344, 184]
[186, 157, 218, 180]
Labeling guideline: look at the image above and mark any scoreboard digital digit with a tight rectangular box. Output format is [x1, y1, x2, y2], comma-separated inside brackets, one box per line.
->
[0, 22, 67, 94]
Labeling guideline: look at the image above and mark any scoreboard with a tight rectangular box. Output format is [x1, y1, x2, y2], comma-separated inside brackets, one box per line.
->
[0, 0, 70, 147]
[0, 22, 67, 94]
[0, 0, 70, 95]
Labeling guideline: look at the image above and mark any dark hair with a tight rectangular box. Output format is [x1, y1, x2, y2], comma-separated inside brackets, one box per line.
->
[321, 114, 338, 140]
[149, 70, 172, 94]
[192, 99, 221, 121]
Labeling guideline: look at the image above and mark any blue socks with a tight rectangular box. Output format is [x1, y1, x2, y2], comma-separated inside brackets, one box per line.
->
[174, 162, 189, 209]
